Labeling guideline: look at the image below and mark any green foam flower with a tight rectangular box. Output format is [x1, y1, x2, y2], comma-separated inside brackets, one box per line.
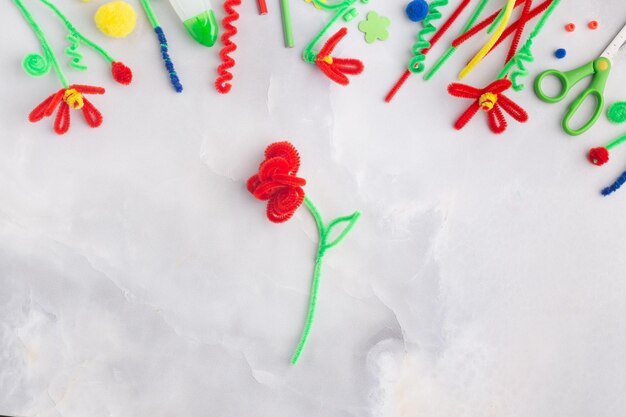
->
[358, 11, 390, 44]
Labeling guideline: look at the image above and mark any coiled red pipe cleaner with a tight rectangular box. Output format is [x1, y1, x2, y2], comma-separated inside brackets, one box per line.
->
[215, 0, 241, 94]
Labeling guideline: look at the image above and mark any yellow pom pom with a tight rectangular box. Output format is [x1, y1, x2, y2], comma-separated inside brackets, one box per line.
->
[94, 1, 137, 38]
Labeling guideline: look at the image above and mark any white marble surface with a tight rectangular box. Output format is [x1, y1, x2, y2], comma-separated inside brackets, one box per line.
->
[1, 0, 626, 416]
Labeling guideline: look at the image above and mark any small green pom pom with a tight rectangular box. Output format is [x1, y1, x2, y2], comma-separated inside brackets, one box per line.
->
[608, 102, 626, 124]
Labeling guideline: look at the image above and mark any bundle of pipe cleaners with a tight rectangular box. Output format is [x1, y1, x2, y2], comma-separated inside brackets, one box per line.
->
[386, 0, 562, 135]
[13, 0, 133, 134]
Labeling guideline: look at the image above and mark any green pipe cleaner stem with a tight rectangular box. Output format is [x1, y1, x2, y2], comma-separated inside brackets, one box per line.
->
[497, 0, 561, 89]
[291, 196, 360, 365]
[139, 0, 161, 28]
[408, 0, 448, 74]
[303, 0, 357, 63]
[38, 0, 115, 63]
[13, 0, 69, 87]
[605, 133, 626, 151]
[487, 2, 506, 33]
[425, 0, 491, 81]
[310, 0, 354, 11]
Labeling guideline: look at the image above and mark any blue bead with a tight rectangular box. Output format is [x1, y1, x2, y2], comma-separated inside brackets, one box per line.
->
[554, 48, 567, 59]
[406, 0, 429, 22]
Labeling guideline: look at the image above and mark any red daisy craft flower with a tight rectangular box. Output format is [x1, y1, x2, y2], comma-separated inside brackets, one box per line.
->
[247, 142, 307, 223]
[315, 28, 364, 86]
[448, 78, 528, 134]
[28, 84, 105, 135]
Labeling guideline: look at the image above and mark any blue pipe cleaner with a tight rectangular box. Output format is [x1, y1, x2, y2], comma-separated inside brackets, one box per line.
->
[154, 26, 183, 93]
[601, 170, 626, 196]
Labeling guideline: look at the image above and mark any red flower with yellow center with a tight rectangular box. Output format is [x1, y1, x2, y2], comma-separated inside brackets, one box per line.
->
[315, 28, 364, 86]
[448, 78, 528, 134]
[28, 84, 105, 135]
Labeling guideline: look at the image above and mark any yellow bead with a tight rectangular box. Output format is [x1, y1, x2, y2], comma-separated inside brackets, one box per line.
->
[94, 1, 137, 38]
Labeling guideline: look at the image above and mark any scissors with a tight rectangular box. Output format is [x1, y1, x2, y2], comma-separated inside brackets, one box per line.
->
[534, 24, 626, 136]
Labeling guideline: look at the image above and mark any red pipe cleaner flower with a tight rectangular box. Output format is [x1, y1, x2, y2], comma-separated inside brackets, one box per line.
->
[588, 147, 609, 166]
[247, 141, 307, 223]
[448, 78, 528, 134]
[315, 28, 364, 86]
[246, 140, 360, 365]
[28, 84, 105, 135]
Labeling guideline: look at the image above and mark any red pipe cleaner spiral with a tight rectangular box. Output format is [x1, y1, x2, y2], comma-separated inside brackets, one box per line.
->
[215, 0, 241, 94]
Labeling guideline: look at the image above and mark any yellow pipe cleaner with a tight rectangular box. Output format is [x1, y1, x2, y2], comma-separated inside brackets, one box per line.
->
[458, 0, 515, 80]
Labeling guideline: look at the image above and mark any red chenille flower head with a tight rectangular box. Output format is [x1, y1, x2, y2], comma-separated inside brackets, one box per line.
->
[247, 142, 307, 223]
[588, 147, 609, 166]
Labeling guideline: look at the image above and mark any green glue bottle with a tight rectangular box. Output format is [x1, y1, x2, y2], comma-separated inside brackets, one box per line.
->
[169, 0, 218, 47]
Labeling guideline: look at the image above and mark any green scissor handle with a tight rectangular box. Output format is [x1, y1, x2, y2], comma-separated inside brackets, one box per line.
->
[534, 57, 612, 136]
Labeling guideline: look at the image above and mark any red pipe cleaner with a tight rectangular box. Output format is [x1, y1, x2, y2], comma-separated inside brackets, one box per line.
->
[257, 0, 268, 14]
[215, 0, 241, 94]
[247, 142, 306, 223]
[506, 0, 533, 62]
[424, 0, 471, 54]
[487, 0, 552, 57]
[452, 0, 527, 47]
[448, 78, 528, 134]
[315, 28, 364, 86]
[384, 0, 472, 103]
[452, 0, 551, 51]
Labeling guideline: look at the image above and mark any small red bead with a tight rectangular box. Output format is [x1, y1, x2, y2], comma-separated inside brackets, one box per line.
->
[588, 20, 599, 30]
[565, 23, 576, 32]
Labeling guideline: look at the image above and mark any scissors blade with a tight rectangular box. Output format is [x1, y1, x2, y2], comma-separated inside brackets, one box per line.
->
[601, 23, 626, 60]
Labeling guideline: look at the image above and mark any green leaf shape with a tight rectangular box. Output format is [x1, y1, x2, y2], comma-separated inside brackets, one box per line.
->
[358, 11, 390, 44]
[322, 211, 361, 250]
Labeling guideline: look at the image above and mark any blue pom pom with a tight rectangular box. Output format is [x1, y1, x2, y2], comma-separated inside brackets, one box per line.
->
[406, 0, 429, 22]
[554, 48, 567, 59]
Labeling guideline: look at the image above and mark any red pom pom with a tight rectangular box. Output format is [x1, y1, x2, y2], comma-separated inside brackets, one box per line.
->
[112, 62, 133, 85]
[588, 147, 609, 166]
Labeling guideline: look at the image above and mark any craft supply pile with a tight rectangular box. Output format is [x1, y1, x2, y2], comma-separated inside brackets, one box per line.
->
[7, 0, 626, 363]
